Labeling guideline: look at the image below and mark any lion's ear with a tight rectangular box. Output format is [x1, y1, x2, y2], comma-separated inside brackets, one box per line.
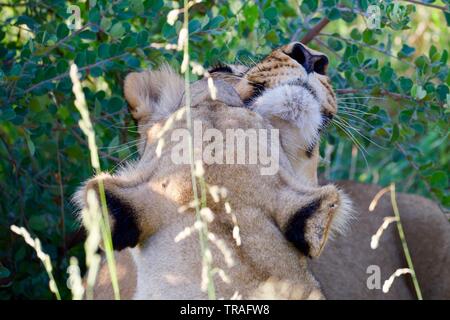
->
[123, 65, 184, 124]
[284, 186, 353, 258]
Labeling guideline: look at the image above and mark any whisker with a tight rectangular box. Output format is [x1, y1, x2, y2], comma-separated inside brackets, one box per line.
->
[333, 118, 369, 156]
[339, 102, 378, 109]
[335, 116, 387, 150]
[338, 109, 385, 120]
[338, 105, 386, 119]
[280, 135, 311, 153]
[105, 123, 140, 131]
[110, 147, 143, 172]
[335, 113, 376, 129]
[98, 137, 145, 150]
[337, 96, 388, 101]
[109, 140, 146, 155]
[332, 120, 370, 171]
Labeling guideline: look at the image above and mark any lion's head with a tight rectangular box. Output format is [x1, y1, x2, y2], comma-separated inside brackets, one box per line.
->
[125, 42, 337, 185]
[75, 43, 351, 299]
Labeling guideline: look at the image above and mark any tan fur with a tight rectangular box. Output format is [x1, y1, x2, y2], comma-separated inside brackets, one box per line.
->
[231, 43, 337, 178]
[94, 252, 137, 300]
[84, 42, 449, 300]
[94, 181, 450, 300]
[82, 43, 348, 299]
[78, 75, 351, 299]
[236, 43, 337, 117]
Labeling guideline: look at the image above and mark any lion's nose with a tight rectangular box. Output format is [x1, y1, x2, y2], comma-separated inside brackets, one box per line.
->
[288, 43, 329, 75]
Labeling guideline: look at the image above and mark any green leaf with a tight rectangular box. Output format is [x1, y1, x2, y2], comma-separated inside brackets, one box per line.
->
[328, 8, 341, 20]
[56, 23, 69, 39]
[350, 28, 361, 41]
[125, 55, 140, 68]
[264, 7, 278, 22]
[445, 12, 450, 26]
[98, 43, 110, 59]
[243, 5, 259, 27]
[110, 22, 125, 38]
[29, 97, 44, 112]
[411, 84, 426, 100]
[90, 67, 102, 77]
[0, 266, 10, 279]
[362, 29, 377, 45]
[323, 0, 338, 8]
[16, 15, 38, 30]
[301, 0, 318, 12]
[436, 84, 449, 101]
[108, 96, 124, 112]
[25, 133, 35, 156]
[358, 0, 369, 11]
[380, 65, 393, 83]
[399, 77, 413, 93]
[207, 16, 225, 29]
[441, 50, 448, 65]
[108, 135, 119, 149]
[429, 171, 448, 189]
[414, 55, 429, 74]
[88, 8, 101, 23]
[265, 30, 279, 44]
[399, 109, 413, 123]
[390, 123, 399, 142]
[398, 44, 415, 58]
[79, 30, 97, 40]
[189, 19, 202, 33]
[137, 30, 149, 46]
[100, 17, 112, 32]
[0, 106, 16, 121]
[130, 0, 145, 15]
[56, 60, 69, 74]
[429, 45, 440, 63]
[327, 38, 343, 51]
[29, 215, 47, 232]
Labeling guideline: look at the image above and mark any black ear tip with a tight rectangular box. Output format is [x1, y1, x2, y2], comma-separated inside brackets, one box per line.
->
[105, 191, 140, 251]
[284, 200, 322, 257]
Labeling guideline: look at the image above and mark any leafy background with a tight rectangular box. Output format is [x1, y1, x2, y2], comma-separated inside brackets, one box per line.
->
[0, 0, 448, 299]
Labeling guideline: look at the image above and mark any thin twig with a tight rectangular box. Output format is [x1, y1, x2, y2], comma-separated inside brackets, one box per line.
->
[319, 33, 416, 68]
[56, 132, 66, 253]
[22, 52, 129, 96]
[402, 0, 449, 12]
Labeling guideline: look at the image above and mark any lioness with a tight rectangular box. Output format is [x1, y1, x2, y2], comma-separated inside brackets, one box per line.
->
[78, 43, 450, 299]
[76, 42, 354, 299]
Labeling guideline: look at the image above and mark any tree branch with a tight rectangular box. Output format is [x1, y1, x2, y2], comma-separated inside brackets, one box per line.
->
[21, 52, 129, 96]
[300, 17, 330, 44]
[318, 33, 415, 68]
[402, 0, 449, 12]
